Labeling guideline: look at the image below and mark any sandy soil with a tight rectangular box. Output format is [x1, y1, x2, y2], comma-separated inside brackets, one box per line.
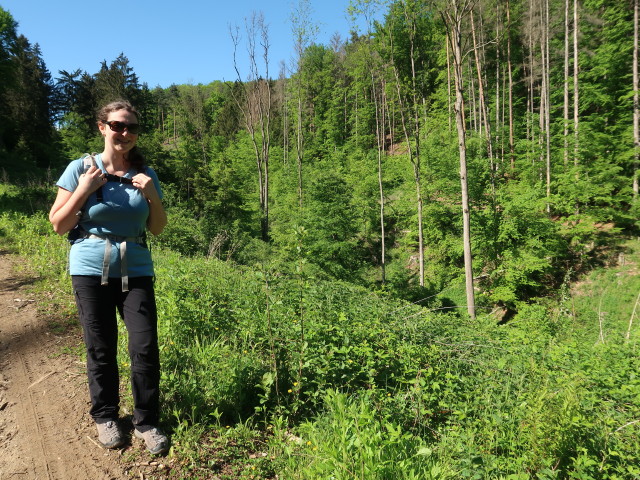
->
[0, 251, 170, 480]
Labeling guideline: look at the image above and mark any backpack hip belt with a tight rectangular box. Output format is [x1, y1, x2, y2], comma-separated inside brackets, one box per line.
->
[77, 231, 146, 292]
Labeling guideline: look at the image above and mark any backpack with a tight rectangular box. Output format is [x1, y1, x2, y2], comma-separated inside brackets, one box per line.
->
[68, 153, 146, 243]
[68, 153, 148, 291]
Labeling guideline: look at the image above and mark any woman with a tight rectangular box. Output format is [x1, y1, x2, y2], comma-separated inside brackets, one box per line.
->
[49, 100, 169, 455]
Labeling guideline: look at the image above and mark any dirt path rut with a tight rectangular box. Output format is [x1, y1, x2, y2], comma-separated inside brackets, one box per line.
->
[0, 251, 132, 479]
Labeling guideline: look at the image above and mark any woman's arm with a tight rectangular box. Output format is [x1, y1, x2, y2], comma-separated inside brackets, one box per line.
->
[132, 173, 168, 236]
[146, 194, 168, 236]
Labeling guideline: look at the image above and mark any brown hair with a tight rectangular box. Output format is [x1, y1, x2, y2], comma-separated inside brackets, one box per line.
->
[97, 100, 145, 173]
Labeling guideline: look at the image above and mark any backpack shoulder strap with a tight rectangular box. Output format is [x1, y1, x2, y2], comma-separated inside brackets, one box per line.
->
[81, 153, 103, 202]
[81, 153, 98, 172]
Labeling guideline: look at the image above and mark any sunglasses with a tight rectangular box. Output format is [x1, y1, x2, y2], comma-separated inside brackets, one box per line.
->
[103, 120, 141, 135]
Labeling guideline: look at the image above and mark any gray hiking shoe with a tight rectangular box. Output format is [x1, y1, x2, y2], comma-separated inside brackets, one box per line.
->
[96, 420, 125, 448]
[134, 426, 170, 455]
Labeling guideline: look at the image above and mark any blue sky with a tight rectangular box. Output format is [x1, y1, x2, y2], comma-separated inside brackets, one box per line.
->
[2, 0, 377, 88]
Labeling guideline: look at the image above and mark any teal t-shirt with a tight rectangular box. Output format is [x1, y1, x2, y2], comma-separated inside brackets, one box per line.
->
[56, 154, 163, 278]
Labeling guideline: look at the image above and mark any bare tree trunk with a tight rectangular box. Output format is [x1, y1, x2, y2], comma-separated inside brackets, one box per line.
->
[634, 0, 639, 199]
[539, 89, 545, 175]
[256, 18, 272, 241]
[573, 0, 579, 168]
[279, 61, 289, 165]
[468, 57, 478, 134]
[501, 64, 506, 164]
[526, 80, 531, 164]
[380, 86, 388, 285]
[296, 89, 304, 208]
[443, 0, 476, 320]
[355, 90, 359, 147]
[290, 3, 315, 210]
[447, 37, 453, 131]
[543, 0, 551, 212]
[507, 0, 515, 170]
[544, 0, 551, 208]
[403, 1, 425, 288]
[372, 74, 387, 284]
[564, 0, 570, 168]
[470, 10, 495, 177]
[495, 4, 501, 166]
[527, 1, 535, 163]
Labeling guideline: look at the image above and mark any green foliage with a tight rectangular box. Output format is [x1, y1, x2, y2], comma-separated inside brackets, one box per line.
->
[4, 0, 638, 307]
[475, 182, 567, 306]
[303, 170, 366, 280]
[148, 240, 640, 479]
[277, 390, 455, 480]
[153, 207, 207, 256]
[0, 182, 55, 215]
[57, 112, 96, 161]
[0, 7, 59, 176]
[4, 0, 640, 474]
[3, 208, 640, 479]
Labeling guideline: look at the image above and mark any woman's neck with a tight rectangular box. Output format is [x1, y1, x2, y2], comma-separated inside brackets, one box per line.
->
[100, 151, 130, 174]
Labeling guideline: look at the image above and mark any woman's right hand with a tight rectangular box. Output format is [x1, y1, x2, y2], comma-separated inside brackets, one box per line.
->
[78, 166, 107, 194]
[49, 166, 107, 235]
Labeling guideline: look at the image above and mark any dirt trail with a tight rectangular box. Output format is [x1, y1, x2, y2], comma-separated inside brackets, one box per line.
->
[0, 251, 147, 479]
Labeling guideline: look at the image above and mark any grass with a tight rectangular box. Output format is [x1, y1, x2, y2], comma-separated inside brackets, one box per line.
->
[2, 206, 640, 479]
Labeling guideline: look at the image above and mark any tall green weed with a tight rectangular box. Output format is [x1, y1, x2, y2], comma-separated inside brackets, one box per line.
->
[2, 208, 640, 479]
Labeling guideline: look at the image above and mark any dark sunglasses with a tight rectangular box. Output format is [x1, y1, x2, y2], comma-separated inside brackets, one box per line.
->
[103, 120, 141, 134]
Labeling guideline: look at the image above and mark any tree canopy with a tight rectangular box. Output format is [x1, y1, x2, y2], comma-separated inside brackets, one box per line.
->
[1, 0, 637, 311]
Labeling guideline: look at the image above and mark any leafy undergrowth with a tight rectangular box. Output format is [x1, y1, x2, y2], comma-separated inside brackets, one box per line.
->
[2, 211, 639, 479]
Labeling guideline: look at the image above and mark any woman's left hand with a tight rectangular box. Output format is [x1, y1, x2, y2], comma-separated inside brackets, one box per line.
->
[131, 173, 160, 201]
[131, 172, 167, 235]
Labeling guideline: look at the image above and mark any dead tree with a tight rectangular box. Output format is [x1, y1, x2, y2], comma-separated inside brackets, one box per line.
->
[231, 13, 273, 241]
[442, 0, 477, 319]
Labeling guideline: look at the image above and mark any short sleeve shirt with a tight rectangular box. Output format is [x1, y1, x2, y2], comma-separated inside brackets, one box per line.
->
[56, 154, 163, 278]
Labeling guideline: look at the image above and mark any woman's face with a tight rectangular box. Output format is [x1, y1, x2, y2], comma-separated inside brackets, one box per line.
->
[99, 109, 139, 155]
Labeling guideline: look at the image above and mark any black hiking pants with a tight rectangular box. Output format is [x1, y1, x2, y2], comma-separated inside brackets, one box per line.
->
[72, 275, 160, 428]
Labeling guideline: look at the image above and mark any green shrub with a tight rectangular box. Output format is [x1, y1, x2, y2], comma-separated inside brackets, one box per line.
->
[3, 208, 640, 479]
[276, 390, 456, 480]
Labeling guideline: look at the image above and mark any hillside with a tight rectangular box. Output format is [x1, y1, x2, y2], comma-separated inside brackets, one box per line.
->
[1, 209, 639, 478]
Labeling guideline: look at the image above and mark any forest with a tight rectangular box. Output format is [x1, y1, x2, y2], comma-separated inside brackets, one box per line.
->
[1, 0, 640, 478]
